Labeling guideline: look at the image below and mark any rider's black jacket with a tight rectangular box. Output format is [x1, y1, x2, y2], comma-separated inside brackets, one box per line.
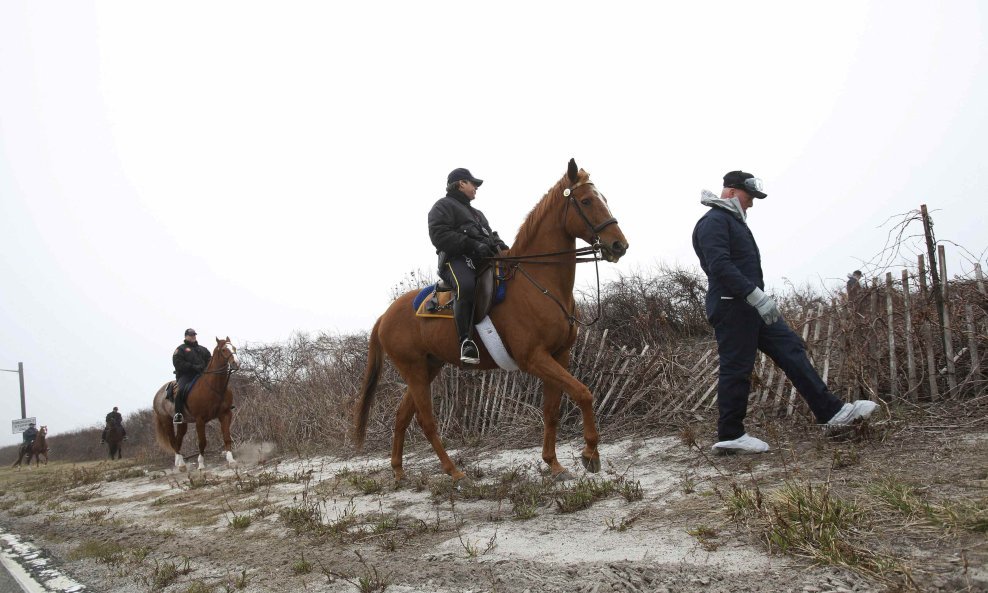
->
[172, 340, 212, 378]
[105, 411, 123, 425]
[22, 426, 37, 443]
[428, 189, 509, 269]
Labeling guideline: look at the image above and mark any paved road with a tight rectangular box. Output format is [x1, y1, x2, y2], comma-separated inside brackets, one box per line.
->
[0, 551, 30, 592]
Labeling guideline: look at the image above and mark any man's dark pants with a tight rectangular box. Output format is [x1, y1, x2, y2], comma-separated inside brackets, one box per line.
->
[440, 256, 477, 342]
[711, 299, 843, 440]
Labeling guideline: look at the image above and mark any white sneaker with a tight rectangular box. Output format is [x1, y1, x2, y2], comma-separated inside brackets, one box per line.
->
[827, 400, 878, 427]
[711, 433, 770, 454]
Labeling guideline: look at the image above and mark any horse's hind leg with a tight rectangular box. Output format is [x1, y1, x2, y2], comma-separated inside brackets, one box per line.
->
[173, 422, 189, 471]
[391, 392, 416, 482]
[403, 363, 464, 481]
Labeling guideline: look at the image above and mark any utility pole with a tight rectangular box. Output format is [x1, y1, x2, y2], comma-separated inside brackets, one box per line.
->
[1, 363, 27, 418]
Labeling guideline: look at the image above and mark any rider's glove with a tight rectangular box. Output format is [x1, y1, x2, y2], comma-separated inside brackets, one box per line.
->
[473, 242, 496, 258]
[745, 287, 781, 325]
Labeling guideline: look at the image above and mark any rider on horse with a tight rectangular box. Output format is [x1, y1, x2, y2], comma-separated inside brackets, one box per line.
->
[21, 422, 37, 454]
[428, 168, 509, 365]
[172, 328, 212, 423]
[101, 406, 126, 444]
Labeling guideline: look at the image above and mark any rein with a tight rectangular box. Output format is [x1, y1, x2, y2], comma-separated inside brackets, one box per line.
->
[201, 358, 238, 398]
[491, 178, 613, 327]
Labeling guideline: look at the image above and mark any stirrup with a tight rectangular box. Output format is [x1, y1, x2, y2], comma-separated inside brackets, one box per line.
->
[173, 413, 184, 424]
[460, 339, 480, 365]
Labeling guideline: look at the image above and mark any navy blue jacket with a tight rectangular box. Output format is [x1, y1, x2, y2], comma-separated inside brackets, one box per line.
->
[692, 206, 764, 319]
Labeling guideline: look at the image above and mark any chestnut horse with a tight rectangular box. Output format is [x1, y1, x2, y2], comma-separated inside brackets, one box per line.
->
[105, 418, 125, 460]
[355, 159, 629, 482]
[12, 426, 48, 468]
[152, 337, 239, 471]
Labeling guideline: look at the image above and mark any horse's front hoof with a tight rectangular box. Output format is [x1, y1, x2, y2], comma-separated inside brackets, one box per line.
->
[581, 454, 601, 473]
[553, 469, 576, 482]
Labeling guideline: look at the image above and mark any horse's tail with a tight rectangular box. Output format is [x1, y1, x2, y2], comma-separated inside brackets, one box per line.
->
[153, 409, 175, 454]
[354, 317, 384, 451]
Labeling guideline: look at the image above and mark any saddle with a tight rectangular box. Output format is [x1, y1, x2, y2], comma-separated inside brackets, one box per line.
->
[413, 262, 507, 321]
[166, 377, 199, 417]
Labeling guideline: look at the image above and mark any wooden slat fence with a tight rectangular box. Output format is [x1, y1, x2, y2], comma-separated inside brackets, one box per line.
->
[423, 252, 987, 437]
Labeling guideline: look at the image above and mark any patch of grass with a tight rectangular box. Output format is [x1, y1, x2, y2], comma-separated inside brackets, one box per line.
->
[348, 474, 383, 495]
[322, 551, 390, 593]
[687, 525, 719, 551]
[83, 508, 112, 523]
[754, 480, 904, 581]
[148, 560, 180, 591]
[871, 477, 988, 533]
[9, 504, 37, 517]
[555, 478, 616, 513]
[68, 539, 124, 564]
[229, 513, 251, 529]
[184, 582, 213, 593]
[292, 553, 312, 575]
[618, 478, 644, 502]
[278, 496, 324, 534]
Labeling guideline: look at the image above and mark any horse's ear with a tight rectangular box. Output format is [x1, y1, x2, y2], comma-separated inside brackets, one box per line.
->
[216, 337, 222, 344]
[567, 158, 578, 183]
[226, 335, 231, 342]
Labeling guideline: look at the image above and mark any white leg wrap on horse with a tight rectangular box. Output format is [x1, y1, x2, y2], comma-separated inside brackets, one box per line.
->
[225, 450, 235, 464]
[175, 453, 185, 467]
[197, 454, 205, 470]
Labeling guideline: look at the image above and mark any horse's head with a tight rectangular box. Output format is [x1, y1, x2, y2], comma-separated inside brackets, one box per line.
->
[562, 158, 629, 263]
[39, 426, 47, 437]
[213, 337, 240, 372]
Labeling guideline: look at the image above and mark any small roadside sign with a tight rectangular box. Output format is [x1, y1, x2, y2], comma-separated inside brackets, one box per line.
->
[12, 418, 36, 434]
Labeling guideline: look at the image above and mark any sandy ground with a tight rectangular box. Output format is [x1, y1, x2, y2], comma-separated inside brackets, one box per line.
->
[0, 416, 985, 593]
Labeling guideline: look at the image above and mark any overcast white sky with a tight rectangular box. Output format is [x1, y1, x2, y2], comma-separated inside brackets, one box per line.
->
[2, 1, 986, 446]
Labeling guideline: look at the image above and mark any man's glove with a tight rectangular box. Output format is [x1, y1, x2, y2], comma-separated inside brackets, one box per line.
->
[745, 287, 781, 325]
[473, 242, 496, 258]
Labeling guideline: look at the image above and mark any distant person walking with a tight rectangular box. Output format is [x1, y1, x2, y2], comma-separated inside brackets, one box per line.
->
[846, 270, 863, 302]
[692, 171, 878, 454]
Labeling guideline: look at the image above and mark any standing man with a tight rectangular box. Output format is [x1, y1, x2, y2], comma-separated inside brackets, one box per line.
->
[101, 406, 126, 444]
[172, 328, 212, 423]
[428, 168, 509, 365]
[692, 171, 878, 454]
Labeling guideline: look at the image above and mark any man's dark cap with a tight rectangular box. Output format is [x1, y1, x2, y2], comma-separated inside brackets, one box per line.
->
[447, 168, 483, 187]
[29, 423, 35, 426]
[723, 170, 767, 199]
[113, 407, 119, 411]
[185, 328, 197, 336]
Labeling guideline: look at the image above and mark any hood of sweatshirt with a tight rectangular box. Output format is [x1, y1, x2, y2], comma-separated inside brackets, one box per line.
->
[700, 189, 746, 222]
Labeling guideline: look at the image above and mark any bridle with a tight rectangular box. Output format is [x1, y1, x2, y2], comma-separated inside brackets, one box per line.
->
[492, 178, 619, 326]
[202, 343, 239, 397]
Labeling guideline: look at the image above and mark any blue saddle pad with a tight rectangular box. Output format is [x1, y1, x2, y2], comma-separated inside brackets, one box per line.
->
[412, 285, 434, 311]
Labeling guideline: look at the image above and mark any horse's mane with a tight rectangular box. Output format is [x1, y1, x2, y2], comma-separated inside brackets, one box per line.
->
[512, 169, 589, 251]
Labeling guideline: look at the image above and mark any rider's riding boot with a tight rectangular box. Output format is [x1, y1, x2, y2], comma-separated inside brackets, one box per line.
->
[453, 298, 480, 365]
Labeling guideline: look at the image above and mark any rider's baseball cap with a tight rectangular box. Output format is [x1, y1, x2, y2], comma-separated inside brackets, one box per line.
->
[185, 328, 197, 336]
[723, 170, 767, 199]
[447, 168, 483, 187]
